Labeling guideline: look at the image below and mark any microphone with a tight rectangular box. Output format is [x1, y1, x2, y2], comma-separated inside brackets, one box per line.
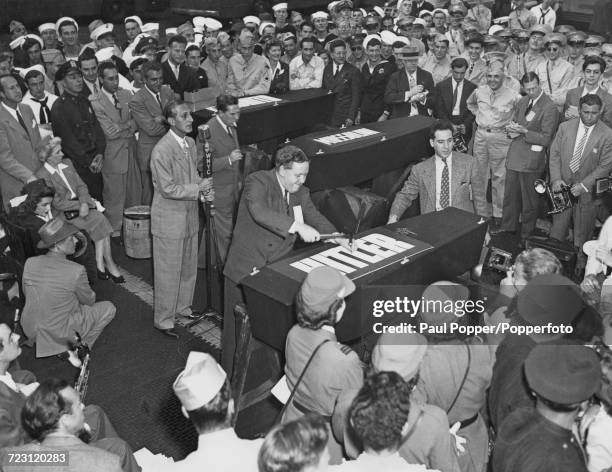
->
[198, 124, 214, 202]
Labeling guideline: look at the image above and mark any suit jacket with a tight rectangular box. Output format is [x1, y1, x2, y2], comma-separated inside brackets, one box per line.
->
[564, 86, 612, 130]
[90, 88, 136, 175]
[549, 118, 612, 203]
[224, 169, 336, 283]
[269, 63, 290, 95]
[194, 67, 209, 90]
[150, 131, 203, 239]
[206, 116, 241, 204]
[36, 159, 95, 212]
[390, 152, 476, 217]
[359, 60, 396, 121]
[0, 103, 43, 207]
[0, 381, 27, 448]
[385, 67, 436, 118]
[411, 0, 435, 16]
[21, 253, 97, 357]
[1, 435, 122, 472]
[507, 93, 559, 173]
[322, 62, 362, 126]
[161, 61, 201, 99]
[433, 77, 477, 139]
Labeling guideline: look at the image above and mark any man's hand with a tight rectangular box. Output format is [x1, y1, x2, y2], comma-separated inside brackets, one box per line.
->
[581, 273, 601, 295]
[344, 118, 354, 127]
[229, 149, 243, 164]
[506, 122, 527, 134]
[295, 223, 320, 243]
[377, 113, 389, 122]
[551, 179, 566, 193]
[198, 178, 213, 193]
[570, 183, 586, 197]
[79, 202, 89, 218]
[355, 112, 361, 125]
[89, 154, 103, 174]
[387, 214, 399, 224]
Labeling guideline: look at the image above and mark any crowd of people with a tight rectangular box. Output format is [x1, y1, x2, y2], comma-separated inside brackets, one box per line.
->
[0, 0, 612, 470]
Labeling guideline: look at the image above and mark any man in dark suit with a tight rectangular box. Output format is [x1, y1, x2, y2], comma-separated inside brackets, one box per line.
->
[358, 36, 396, 124]
[0, 74, 45, 210]
[161, 35, 200, 99]
[550, 93, 612, 268]
[150, 100, 213, 337]
[496, 72, 559, 240]
[384, 46, 435, 118]
[222, 146, 347, 376]
[322, 38, 362, 127]
[433, 57, 477, 144]
[185, 45, 209, 90]
[411, 0, 435, 16]
[388, 120, 476, 221]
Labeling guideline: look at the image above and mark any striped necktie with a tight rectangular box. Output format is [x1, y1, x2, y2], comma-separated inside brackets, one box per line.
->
[570, 127, 589, 173]
[440, 157, 450, 208]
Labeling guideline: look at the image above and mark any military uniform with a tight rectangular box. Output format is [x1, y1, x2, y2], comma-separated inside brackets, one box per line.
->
[282, 324, 363, 464]
[535, 59, 577, 108]
[51, 91, 106, 201]
[506, 51, 545, 81]
[508, 9, 537, 30]
[359, 60, 396, 123]
[226, 54, 271, 97]
[421, 54, 452, 85]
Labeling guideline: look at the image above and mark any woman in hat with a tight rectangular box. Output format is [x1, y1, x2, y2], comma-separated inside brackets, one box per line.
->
[281, 266, 363, 464]
[415, 281, 494, 472]
[35, 138, 124, 283]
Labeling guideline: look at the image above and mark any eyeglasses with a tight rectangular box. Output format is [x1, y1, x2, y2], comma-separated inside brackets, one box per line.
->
[546, 47, 559, 52]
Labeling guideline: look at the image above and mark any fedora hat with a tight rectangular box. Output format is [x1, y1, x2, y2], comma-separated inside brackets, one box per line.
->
[37, 219, 79, 249]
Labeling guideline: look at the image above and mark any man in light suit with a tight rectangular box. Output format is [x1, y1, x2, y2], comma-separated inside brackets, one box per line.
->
[384, 46, 435, 119]
[496, 72, 559, 240]
[150, 100, 213, 337]
[223, 146, 346, 376]
[388, 120, 476, 222]
[549, 93, 612, 268]
[0, 74, 45, 210]
[563, 56, 612, 130]
[433, 57, 477, 144]
[322, 39, 362, 127]
[21, 219, 116, 358]
[90, 62, 137, 236]
[204, 94, 243, 265]
[129, 61, 173, 205]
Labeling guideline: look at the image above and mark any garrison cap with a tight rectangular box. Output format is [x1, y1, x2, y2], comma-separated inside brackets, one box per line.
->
[529, 24, 552, 36]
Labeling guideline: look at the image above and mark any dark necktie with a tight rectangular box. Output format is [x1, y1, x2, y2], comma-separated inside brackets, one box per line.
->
[112, 93, 119, 108]
[16, 109, 28, 133]
[452, 82, 459, 113]
[283, 189, 291, 215]
[155, 93, 162, 109]
[440, 157, 450, 208]
[32, 97, 50, 124]
[525, 100, 533, 116]
[468, 62, 474, 76]
[92, 81, 99, 94]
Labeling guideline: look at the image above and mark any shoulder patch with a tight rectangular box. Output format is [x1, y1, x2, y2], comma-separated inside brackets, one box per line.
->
[339, 344, 353, 355]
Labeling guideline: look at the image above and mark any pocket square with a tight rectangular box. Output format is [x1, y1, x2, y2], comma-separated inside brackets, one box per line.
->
[593, 148, 598, 153]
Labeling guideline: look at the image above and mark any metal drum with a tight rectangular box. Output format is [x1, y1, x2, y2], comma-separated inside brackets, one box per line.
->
[123, 206, 151, 259]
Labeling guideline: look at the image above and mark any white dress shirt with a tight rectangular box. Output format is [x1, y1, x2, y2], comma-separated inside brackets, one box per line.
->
[404, 70, 421, 116]
[44, 162, 77, 198]
[451, 78, 464, 116]
[289, 54, 325, 90]
[435, 153, 453, 211]
[530, 4, 556, 28]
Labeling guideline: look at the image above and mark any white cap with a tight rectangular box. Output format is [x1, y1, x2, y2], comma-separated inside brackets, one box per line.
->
[124, 15, 143, 27]
[194, 33, 204, 44]
[413, 18, 427, 27]
[359, 8, 366, 15]
[142, 23, 159, 33]
[419, 9, 433, 17]
[380, 30, 398, 45]
[243, 15, 261, 26]
[56, 17, 78, 34]
[91, 23, 114, 41]
[19, 64, 45, 78]
[259, 21, 275, 36]
[25, 34, 44, 47]
[166, 27, 178, 36]
[394, 35, 410, 46]
[432, 8, 448, 16]
[38, 23, 56, 34]
[272, 2, 289, 11]
[173, 352, 227, 411]
[95, 46, 115, 62]
[312, 11, 329, 20]
[488, 24, 504, 35]
[193, 16, 207, 29]
[363, 33, 382, 49]
[9, 37, 26, 50]
[328, 1, 339, 12]
[373, 6, 385, 17]
[202, 18, 223, 32]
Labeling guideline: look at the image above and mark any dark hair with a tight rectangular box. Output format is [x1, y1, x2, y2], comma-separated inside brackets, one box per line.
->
[22, 38, 41, 53]
[282, 35, 297, 45]
[57, 20, 77, 35]
[299, 37, 315, 49]
[265, 39, 283, 56]
[583, 55, 606, 73]
[258, 414, 329, 472]
[429, 119, 455, 139]
[185, 44, 201, 56]
[25, 69, 44, 84]
[168, 34, 188, 47]
[78, 52, 97, 66]
[21, 378, 72, 441]
[142, 60, 162, 78]
[579, 93, 603, 109]
[164, 99, 185, 120]
[185, 378, 232, 433]
[301, 21, 314, 31]
[451, 57, 468, 69]
[366, 38, 382, 48]
[520, 71, 540, 85]
[97, 60, 117, 79]
[216, 94, 239, 113]
[349, 371, 412, 452]
[14, 180, 55, 217]
[130, 57, 148, 71]
[274, 144, 309, 169]
[295, 291, 344, 329]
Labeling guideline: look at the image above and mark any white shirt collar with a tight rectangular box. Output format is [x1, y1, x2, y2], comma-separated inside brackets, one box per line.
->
[169, 129, 188, 147]
[436, 152, 452, 164]
[0, 372, 17, 393]
[43, 162, 69, 174]
[101, 87, 117, 105]
[216, 114, 230, 134]
[144, 85, 160, 100]
[530, 90, 544, 105]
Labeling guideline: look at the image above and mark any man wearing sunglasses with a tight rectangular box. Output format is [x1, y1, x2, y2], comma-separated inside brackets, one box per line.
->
[534, 32, 575, 109]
